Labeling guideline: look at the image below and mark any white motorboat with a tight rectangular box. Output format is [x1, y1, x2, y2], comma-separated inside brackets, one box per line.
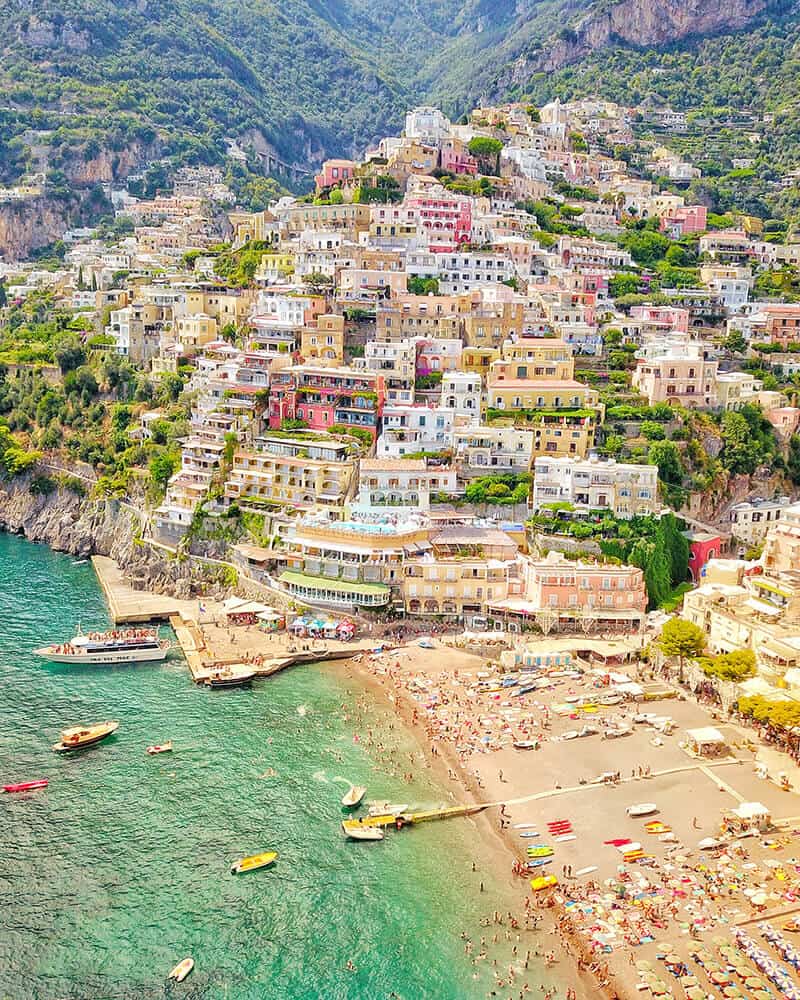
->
[626, 803, 658, 817]
[35, 627, 170, 665]
[342, 784, 367, 808]
[367, 801, 409, 817]
[343, 824, 384, 841]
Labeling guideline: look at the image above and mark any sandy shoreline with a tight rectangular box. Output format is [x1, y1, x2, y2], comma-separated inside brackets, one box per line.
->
[168, 610, 800, 999]
[343, 640, 603, 1000]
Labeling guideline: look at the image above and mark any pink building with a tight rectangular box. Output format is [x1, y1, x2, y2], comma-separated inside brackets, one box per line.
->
[523, 551, 647, 628]
[629, 305, 690, 336]
[685, 531, 721, 582]
[404, 192, 472, 249]
[268, 364, 385, 439]
[659, 204, 708, 236]
[314, 159, 357, 191]
[439, 140, 478, 176]
[632, 346, 718, 408]
[767, 406, 800, 439]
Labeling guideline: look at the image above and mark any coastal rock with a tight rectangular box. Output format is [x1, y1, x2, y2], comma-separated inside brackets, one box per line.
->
[0, 476, 218, 600]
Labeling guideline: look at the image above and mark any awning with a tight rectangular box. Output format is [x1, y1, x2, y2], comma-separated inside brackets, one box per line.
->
[745, 598, 781, 616]
[686, 726, 725, 745]
[278, 571, 389, 598]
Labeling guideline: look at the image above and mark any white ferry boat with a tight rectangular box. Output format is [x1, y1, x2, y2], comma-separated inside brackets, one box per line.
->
[35, 627, 171, 665]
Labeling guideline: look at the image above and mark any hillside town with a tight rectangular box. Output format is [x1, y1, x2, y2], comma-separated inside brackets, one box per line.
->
[11, 92, 800, 997]
[4, 97, 800, 716]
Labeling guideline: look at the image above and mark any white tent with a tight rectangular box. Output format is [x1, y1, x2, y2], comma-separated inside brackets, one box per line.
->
[732, 801, 770, 821]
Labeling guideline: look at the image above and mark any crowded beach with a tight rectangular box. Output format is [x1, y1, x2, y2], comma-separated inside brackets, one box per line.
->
[174, 606, 800, 998]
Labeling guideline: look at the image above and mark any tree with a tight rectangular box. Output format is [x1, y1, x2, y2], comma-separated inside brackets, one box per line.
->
[608, 273, 641, 298]
[720, 410, 760, 474]
[648, 440, 683, 485]
[699, 649, 756, 682]
[657, 618, 706, 682]
[467, 136, 503, 174]
[303, 272, 334, 296]
[149, 452, 178, 492]
[724, 330, 747, 354]
[641, 421, 665, 441]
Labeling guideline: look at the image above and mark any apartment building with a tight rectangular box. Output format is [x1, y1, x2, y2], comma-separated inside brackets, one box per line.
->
[225, 433, 356, 513]
[377, 404, 454, 458]
[402, 527, 518, 619]
[355, 458, 458, 512]
[521, 551, 647, 628]
[452, 425, 535, 478]
[632, 345, 718, 408]
[362, 339, 416, 405]
[714, 372, 763, 411]
[281, 514, 430, 600]
[729, 496, 792, 546]
[532, 456, 660, 518]
[300, 314, 344, 366]
[268, 365, 384, 439]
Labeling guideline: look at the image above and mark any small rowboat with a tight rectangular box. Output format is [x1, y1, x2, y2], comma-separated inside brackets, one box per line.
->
[231, 850, 278, 874]
[3, 779, 49, 793]
[526, 846, 554, 858]
[146, 741, 173, 755]
[645, 821, 671, 834]
[168, 957, 194, 982]
[513, 740, 538, 750]
[341, 784, 367, 808]
[626, 803, 658, 817]
[343, 823, 384, 841]
[367, 801, 408, 818]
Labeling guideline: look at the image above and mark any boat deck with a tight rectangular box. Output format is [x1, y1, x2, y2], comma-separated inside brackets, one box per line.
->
[342, 803, 488, 833]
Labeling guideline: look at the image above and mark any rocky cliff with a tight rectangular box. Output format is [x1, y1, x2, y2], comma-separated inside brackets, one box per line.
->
[0, 189, 112, 259]
[496, 0, 770, 87]
[0, 478, 216, 600]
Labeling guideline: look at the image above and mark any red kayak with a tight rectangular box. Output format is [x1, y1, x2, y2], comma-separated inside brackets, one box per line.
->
[2, 779, 49, 793]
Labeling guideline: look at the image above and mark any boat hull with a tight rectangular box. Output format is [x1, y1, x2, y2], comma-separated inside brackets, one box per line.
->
[205, 675, 254, 689]
[35, 647, 169, 665]
[53, 723, 119, 753]
[3, 779, 49, 793]
[231, 851, 278, 874]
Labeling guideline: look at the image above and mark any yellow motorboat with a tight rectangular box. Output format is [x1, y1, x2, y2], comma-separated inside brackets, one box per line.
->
[52, 720, 119, 753]
[231, 850, 278, 874]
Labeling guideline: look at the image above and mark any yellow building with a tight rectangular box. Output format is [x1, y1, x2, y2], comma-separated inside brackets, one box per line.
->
[402, 526, 519, 619]
[461, 346, 500, 377]
[254, 251, 296, 284]
[225, 433, 356, 513]
[285, 203, 372, 237]
[499, 337, 574, 379]
[176, 313, 219, 354]
[462, 302, 524, 348]
[301, 314, 344, 365]
[184, 289, 254, 326]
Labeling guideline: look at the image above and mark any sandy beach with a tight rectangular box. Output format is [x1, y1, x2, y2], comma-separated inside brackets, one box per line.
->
[177, 614, 800, 998]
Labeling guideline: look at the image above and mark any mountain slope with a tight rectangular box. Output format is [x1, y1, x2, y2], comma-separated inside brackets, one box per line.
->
[0, 0, 785, 195]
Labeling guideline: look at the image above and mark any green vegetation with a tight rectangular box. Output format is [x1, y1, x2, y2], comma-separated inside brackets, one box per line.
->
[657, 617, 706, 680]
[463, 473, 531, 506]
[737, 695, 800, 732]
[699, 649, 756, 682]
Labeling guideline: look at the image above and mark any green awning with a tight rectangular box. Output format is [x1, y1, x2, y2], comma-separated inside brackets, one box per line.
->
[279, 571, 389, 597]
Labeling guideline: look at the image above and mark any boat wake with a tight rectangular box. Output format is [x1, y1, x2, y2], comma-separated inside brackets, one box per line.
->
[312, 770, 329, 783]
[332, 775, 354, 786]
[296, 705, 308, 717]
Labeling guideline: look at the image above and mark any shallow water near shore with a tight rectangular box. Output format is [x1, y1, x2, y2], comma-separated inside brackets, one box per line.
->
[0, 533, 559, 999]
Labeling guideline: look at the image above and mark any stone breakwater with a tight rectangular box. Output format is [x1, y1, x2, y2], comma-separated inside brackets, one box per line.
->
[0, 476, 221, 601]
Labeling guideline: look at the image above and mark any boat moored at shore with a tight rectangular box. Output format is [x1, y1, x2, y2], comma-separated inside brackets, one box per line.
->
[52, 720, 119, 752]
[204, 666, 255, 689]
[35, 628, 170, 666]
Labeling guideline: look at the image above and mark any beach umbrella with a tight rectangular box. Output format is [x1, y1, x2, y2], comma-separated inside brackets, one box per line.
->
[744, 976, 764, 989]
[679, 975, 699, 987]
[685, 987, 705, 1000]
[636, 959, 654, 972]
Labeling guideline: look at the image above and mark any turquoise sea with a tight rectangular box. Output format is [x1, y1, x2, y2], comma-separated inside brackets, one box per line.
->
[0, 533, 554, 1000]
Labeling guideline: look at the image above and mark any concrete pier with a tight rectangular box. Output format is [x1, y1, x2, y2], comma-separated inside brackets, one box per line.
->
[92, 556, 200, 624]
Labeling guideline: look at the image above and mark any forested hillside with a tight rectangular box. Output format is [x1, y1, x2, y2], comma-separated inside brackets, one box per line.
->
[0, 0, 788, 203]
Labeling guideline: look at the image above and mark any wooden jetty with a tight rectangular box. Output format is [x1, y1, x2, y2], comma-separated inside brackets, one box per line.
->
[341, 803, 488, 837]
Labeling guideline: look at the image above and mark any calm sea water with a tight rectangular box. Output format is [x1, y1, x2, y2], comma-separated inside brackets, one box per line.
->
[0, 533, 553, 1000]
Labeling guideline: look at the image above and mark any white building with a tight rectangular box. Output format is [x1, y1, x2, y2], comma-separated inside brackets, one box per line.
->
[533, 455, 660, 519]
[355, 458, 458, 512]
[452, 426, 534, 478]
[435, 252, 515, 294]
[405, 107, 451, 145]
[729, 496, 792, 546]
[377, 404, 454, 458]
[439, 371, 482, 424]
